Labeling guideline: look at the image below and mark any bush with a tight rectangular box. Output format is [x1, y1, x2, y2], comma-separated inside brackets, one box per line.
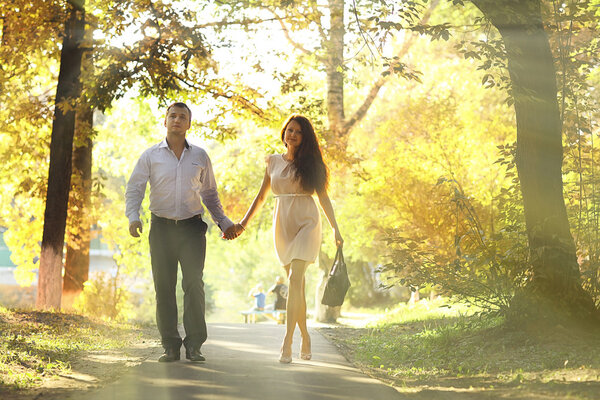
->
[381, 172, 529, 314]
[73, 271, 135, 322]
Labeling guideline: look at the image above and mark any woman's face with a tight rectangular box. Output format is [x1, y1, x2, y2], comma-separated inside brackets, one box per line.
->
[284, 119, 303, 149]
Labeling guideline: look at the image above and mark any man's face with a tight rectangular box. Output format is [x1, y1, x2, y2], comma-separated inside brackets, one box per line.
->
[164, 106, 191, 134]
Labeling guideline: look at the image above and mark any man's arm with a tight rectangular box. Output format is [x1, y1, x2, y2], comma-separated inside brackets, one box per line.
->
[125, 152, 150, 237]
[198, 152, 234, 232]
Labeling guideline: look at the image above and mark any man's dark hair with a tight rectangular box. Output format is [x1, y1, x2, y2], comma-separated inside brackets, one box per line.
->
[166, 102, 192, 120]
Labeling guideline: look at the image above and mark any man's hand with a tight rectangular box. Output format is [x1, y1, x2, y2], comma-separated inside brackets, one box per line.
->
[223, 223, 245, 240]
[129, 221, 143, 237]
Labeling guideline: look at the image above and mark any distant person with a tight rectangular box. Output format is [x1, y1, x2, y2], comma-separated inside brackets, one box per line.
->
[269, 276, 288, 311]
[268, 276, 288, 324]
[234, 114, 344, 363]
[125, 102, 241, 363]
[248, 284, 266, 311]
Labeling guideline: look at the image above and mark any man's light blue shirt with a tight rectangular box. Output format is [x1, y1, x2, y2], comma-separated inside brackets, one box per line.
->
[125, 139, 233, 232]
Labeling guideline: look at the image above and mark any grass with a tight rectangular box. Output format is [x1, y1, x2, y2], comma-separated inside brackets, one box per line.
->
[0, 306, 153, 391]
[322, 299, 600, 399]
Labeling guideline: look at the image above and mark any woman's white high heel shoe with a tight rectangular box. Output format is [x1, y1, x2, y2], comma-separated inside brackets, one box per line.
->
[279, 351, 292, 363]
[279, 340, 292, 363]
[300, 336, 311, 360]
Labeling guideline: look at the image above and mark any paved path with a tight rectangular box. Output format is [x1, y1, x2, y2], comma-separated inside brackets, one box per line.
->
[73, 323, 401, 400]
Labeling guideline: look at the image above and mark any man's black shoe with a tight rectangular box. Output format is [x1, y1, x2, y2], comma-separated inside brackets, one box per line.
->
[158, 347, 180, 362]
[186, 347, 206, 362]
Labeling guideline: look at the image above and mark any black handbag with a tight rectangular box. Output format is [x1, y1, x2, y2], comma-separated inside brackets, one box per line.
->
[321, 247, 351, 307]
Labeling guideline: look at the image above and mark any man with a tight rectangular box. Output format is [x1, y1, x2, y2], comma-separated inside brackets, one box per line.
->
[268, 276, 288, 311]
[126, 102, 240, 363]
[268, 276, 287, 324]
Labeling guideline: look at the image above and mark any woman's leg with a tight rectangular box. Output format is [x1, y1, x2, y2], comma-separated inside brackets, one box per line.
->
[283, 264, 309, 337]
[281, 259, 308, 360]
[297, 276, 311, 357]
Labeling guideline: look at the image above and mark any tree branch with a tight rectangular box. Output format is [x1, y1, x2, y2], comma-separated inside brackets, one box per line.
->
[344, 0, 441, 133]
[267, 8, 326, 63]
[310, 2, 328, 42]
[195, 16, 280, 29]
[174, 74, 269, 119]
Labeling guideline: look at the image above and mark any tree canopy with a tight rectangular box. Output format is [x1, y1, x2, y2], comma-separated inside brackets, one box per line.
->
[0, 0, 599, 322]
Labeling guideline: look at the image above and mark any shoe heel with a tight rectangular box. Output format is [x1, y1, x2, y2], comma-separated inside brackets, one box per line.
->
[279, 354, 292, 363]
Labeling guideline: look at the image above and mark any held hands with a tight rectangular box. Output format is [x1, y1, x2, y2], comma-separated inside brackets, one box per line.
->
[222, 223, 245, 240]
[129, 221, 143, 237]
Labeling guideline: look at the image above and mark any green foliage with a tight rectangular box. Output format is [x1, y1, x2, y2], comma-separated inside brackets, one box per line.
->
[88, 0, 268, 115]
[335, 21, 517, 307]
[0, 85, 55, 285]
[2, 0, 598, 319]
[382, 176, 528, 312]
[550, 0, 600, 306]
[0, 2, 62, 285]
[357, 0, 600, 313]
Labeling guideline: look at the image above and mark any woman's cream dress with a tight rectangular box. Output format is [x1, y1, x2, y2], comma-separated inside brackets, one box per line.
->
[267, 154, 322, 266]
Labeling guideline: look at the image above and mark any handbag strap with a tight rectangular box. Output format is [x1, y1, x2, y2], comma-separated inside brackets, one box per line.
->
[330, 247, 345, 275]
[336, 246, 344, 264]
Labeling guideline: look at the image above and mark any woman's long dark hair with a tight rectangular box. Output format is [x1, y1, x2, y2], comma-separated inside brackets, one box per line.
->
[280, 114, 328, 193]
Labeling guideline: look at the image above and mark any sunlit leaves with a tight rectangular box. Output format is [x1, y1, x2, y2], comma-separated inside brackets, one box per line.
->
[545, 0, 600, 304]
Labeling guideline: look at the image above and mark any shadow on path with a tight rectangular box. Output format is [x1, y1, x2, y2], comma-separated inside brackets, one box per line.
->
[71, 323, 401, 400]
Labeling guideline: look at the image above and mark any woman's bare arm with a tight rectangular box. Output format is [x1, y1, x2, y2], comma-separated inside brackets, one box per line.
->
[240, 168, 271, 229]
[317, 189, 344, 248]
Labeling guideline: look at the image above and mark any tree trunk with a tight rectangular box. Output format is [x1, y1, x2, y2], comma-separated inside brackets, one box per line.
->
[325, 0, 346, 147]
[63, 105, 93, 309]
[36, 2, 85, 310]
[313, 0, 346, 322]
[470, 0, 596, 318]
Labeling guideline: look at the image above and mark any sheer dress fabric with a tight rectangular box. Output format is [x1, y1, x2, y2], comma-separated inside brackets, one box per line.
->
[267, 154, 322, 266]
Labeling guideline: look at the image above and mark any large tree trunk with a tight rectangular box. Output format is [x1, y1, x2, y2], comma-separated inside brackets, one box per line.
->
[471, 0, 596, 318]
[62, 105, 93, 309]
[37, 2, 85, 310]
[63, 22, 94, 310]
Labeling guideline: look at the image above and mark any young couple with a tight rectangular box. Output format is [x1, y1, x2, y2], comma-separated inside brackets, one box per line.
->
[125, 102, 343, 364]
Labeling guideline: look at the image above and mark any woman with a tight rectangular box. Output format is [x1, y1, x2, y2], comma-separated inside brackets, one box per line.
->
[233, 114, 343, 363]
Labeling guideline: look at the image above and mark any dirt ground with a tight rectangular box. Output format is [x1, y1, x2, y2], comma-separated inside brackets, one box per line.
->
[1, 325, 161, 400]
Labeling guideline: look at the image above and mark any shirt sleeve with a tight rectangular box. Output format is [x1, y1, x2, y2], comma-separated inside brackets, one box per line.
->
[199, 152, 234, 232]
[125, 151, 150, 224]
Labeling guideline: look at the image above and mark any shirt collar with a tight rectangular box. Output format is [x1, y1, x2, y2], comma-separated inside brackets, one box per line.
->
[160, 138, 191, 150]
